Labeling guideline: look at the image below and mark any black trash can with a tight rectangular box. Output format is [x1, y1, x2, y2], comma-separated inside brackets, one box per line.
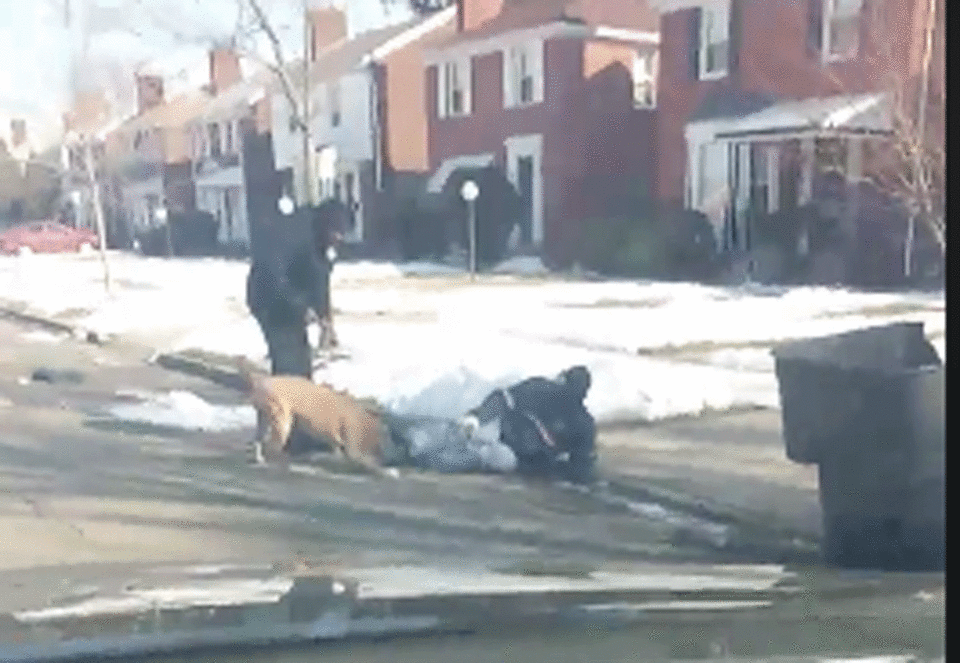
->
[771, 322, 944, 571]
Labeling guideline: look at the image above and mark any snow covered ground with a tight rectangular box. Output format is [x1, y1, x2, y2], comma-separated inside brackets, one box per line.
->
[0, 251, 946, 425]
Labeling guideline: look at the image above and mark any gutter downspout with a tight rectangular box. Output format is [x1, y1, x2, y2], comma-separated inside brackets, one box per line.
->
[369, 60, 384, 193]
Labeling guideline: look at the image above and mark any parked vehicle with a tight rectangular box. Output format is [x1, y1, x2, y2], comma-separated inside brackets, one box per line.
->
[0, 221, 101, 256]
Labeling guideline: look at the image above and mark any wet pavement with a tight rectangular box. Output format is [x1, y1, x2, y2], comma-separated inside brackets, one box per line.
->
[0, 315, 944, 660]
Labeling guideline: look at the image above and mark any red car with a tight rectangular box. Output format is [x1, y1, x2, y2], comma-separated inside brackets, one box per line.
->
[0, 221, 101, 256]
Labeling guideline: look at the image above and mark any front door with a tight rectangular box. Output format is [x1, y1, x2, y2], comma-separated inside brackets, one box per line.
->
[516, 156, 534, 244]
[504, 134, 544, 246]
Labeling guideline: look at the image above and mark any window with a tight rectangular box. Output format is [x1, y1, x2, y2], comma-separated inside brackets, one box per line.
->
[437, 59, 471, 118]
[824, 0, 862, 60]
[632, 50, 658, 108]
[223, 121, 233, 154]
[504, 41, 544, 108]
[207, 123, 221, 158]
[699, 5, 730, 79]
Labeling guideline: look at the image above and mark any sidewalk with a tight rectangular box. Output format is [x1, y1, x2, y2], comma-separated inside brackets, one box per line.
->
[599, 410, 821, 541]
[0, 560, 944, 662]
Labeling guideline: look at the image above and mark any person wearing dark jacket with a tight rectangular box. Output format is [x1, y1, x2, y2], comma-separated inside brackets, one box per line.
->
[246, 237, 328, 378]
[461, 366, 597, 483]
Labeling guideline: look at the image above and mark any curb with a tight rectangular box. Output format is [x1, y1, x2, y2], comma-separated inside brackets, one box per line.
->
[0, 564, 802, 662]
[0, 306, 107, 345]
[153, 352, 247, 392]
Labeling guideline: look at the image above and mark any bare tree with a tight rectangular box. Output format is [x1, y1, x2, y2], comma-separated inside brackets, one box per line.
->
[862, 0, 944, 270]
[236, 0, 345, 350]
[237, 0, 310, 136]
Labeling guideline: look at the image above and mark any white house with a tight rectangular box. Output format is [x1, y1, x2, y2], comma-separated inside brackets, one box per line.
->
[271, 7, 456, 246]
[188, 67, 273, 250]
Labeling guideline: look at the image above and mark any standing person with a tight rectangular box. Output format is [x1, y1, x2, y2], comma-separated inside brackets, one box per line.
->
[245, 229, 327, 377]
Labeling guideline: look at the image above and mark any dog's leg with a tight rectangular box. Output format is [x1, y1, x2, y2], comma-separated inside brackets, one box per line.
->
[250, 408, 270, 465]
[267, 405, 294, 467]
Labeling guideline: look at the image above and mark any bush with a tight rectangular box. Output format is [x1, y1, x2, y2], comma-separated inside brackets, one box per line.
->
[396, 194, 449, 261]
[579, 202, 717, 279]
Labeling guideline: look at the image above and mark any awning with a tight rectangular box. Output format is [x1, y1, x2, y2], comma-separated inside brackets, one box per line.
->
[688, 93, 893, 142]
[426, 153, 497, 193]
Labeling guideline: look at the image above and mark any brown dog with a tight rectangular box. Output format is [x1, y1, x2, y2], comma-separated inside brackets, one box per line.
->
[236, 358, 396, 477]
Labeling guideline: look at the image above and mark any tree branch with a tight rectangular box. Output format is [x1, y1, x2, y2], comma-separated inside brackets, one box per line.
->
[239, 0, 307, 132]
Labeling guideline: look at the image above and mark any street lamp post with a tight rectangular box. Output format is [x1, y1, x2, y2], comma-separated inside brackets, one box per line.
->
[278, 194, 296, 217]
[460, 179, 479, 280]
[154, 205, 172, 257]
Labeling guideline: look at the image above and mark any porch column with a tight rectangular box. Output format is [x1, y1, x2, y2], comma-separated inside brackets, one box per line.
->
[766, 143, 780, 214]
[844, 137, 863, 243]
[797, 137, 815, 205]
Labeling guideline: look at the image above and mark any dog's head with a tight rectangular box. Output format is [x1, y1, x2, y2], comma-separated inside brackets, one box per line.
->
[234, 355, 264, 389]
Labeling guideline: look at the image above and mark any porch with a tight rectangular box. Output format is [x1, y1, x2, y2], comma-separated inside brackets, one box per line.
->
[684, 92, 918, 286]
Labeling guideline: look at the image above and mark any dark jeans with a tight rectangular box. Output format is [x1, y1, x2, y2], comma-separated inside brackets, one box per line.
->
[253, 314, 324, 455]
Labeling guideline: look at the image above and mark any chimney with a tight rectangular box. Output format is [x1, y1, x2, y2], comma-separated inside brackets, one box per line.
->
[308, 7, 348, 61]
[455, 0, 504, 32]
[135, 74, 164, 114]
[10, 119, 26, 148]
[209, 47, 242, 95]
[71, 89, 111, 129]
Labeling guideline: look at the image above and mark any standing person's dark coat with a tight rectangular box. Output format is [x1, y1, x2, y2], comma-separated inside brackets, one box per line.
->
[245, 213, 330, 378]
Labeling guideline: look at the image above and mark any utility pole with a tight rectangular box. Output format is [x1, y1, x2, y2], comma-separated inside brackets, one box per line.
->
[301, 0, 313, 207]
[65, 0, 112, 292]
[84, 137, 113, 293]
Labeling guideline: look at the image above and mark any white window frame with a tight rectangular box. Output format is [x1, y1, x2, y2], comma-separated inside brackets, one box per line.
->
[437, 58, 472, 118]
[503, 40, 544, 108]
[632, 49, 658, 108]
[699, 4, 730, 81]
[823, 0, 863, 62]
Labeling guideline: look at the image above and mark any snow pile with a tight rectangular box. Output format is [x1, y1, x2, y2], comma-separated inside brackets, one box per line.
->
[491, 256, 550, 276]
[108, 390, 256, 432]
[21, 329, 68, 344]
[1, 252, 945, 424]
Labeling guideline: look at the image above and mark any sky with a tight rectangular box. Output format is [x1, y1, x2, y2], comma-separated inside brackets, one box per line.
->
[0, 0, 414, 150]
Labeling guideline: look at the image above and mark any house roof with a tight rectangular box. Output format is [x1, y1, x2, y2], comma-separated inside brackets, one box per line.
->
[688, 92, 893, 140]
[197, 67, 276, 123]
[122, 90, 213, 133]
[283, 17, 431, 91]
[436, 0, 658, 47]
[688, 86, 776, 123]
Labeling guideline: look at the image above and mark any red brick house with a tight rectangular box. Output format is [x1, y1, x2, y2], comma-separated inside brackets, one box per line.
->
[424, 0, 660, 267]
[653, 0, 944, 274]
